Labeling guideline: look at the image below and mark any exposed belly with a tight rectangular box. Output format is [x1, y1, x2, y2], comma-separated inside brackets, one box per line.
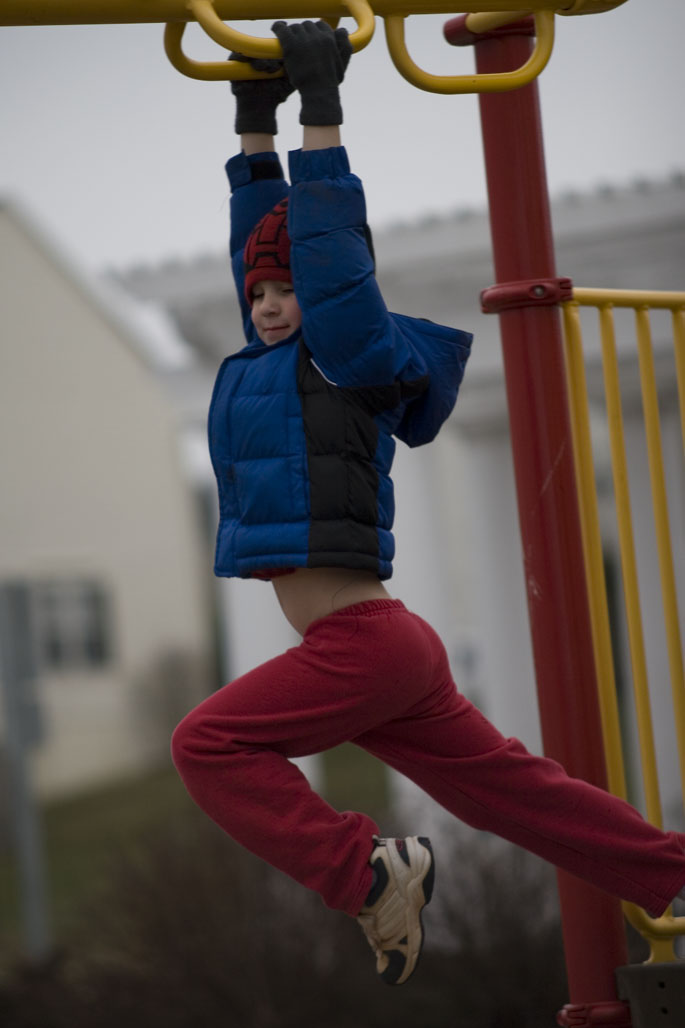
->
[272, 567, 392, 635]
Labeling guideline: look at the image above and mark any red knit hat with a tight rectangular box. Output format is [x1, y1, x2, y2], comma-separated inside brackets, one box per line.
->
[243, 197, 291, 305]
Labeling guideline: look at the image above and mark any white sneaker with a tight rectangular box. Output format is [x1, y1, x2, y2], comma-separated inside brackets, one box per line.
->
[356, 836, 434, 985]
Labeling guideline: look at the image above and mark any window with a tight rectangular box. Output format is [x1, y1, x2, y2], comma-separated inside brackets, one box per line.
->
[33, 579, 113, 673]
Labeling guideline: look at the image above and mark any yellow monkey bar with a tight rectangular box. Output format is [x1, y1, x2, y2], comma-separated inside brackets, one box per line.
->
[0, 0, 629, 23]
[562, 288, 685, 962]
[2, 0, 629, 91]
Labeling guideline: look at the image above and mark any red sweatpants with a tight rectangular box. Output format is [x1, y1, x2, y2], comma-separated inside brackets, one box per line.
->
[171, 599, 685, 918]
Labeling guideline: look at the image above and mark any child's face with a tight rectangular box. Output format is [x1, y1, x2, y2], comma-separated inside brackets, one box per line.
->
[250, 280, 302, 345]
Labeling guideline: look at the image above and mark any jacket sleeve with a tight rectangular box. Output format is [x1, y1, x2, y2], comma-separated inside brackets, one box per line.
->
[287, 146, 474, 439]
[226, 150, 290, 343]
[391, 313, 473, 447]
[287, 146, 420, 388]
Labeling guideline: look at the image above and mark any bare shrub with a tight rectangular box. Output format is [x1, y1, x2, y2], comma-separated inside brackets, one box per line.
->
[426, 826, 568, 1027]
[1, 812, 568, 1027]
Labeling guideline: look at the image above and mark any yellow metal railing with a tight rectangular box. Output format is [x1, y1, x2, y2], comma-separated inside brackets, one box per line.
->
[2, 1, 629, 88]
[0, 0, 630, 23]
[562, 288, 685, 961]
[163, 5, 555, 88]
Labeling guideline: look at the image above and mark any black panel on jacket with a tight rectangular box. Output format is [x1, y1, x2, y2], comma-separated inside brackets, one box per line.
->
[297, 342, 406, 573]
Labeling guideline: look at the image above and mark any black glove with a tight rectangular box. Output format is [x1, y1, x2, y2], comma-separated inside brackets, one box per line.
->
[230, 53, 295, 136]
[271, 20, 352, 126]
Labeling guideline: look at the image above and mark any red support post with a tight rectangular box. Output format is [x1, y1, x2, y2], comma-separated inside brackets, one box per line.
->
[445, 17, 631, 1028]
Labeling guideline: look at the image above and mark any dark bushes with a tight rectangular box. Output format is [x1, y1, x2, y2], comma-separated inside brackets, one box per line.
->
[1, 809, 568, 1028]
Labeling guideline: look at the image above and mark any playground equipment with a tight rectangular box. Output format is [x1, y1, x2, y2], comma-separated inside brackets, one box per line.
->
[563, 288, 685, 963]
[2, 1, 624, 88]
[3, 2, 683, 1025]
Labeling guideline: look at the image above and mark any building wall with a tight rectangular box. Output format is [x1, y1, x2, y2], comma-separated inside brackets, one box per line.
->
[0, 203, 212, 798]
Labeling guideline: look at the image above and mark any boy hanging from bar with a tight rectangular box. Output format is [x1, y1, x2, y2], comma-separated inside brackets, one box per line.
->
[172, 20, 685, 985]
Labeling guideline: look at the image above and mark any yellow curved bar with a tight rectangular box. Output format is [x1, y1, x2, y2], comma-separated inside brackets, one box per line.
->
[189, 0, 374, 60]
[627, 906, 680, 941]
[164, 21, 280, 79]
[384, 9, 554, 95]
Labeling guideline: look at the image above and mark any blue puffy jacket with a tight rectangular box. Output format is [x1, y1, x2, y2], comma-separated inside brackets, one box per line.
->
[209, 146, 472, 580]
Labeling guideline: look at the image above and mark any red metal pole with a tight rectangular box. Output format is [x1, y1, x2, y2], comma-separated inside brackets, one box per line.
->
[445, 17, 631, 1028]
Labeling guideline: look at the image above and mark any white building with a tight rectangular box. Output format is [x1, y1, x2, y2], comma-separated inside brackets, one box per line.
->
[0, 199, 214, 800]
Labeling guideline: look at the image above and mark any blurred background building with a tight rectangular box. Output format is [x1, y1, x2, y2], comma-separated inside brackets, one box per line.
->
[1, 171, 684, 828]
[0, 200, 214, 801]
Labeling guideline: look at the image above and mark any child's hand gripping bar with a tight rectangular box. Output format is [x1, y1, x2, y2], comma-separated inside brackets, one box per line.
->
[164, 0, 374, 81]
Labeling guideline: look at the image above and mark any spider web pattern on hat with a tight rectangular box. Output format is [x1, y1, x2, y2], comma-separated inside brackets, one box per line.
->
[244, 197, 292, 304]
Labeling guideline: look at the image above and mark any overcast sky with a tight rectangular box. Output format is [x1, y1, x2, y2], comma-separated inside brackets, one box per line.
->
[1, 0, 683, 272]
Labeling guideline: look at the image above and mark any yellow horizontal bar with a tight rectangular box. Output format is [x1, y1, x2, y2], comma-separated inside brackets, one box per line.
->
[465, 10, 532, 34]
[384, 9, 553, 94]
[0, 0, 629, 26]
[572, 288, 685, 311]
[462, 1, 629, 35]
[559, 0, 629, 14]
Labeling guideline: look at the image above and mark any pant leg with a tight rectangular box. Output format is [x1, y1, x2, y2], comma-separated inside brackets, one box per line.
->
[354, 612, 685, 918]
[172, 599, 438, 915]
